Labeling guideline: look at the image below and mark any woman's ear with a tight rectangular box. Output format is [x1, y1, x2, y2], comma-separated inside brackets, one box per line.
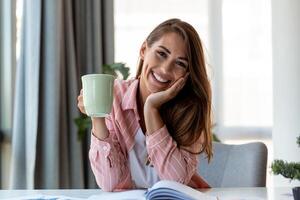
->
[139, 41, 147, 60]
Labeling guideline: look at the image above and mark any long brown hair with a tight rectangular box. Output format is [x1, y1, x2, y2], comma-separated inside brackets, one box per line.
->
[136, 19, 213, 161]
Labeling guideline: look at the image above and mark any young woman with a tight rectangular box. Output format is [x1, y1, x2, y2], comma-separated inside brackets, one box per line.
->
[77, 18, 213, 192]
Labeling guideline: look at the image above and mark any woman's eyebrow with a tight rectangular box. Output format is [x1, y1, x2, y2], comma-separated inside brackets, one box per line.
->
[178, 57, 188, 62]
[158, 45, 171, 54]
[159, 45, 188, 61]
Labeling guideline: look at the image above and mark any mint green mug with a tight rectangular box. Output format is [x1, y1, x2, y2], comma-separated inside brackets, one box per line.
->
[81, 74, 115, 117]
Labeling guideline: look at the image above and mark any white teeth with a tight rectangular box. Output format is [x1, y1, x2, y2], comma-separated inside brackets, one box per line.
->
[153, 72, 168, 83]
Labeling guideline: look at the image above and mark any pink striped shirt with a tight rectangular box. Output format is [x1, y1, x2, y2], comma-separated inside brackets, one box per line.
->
[89, 78, 210, 192]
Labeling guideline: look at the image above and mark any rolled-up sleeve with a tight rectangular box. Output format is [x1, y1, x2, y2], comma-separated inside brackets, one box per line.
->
[89, 117, 132, 191]
[145, 125, 198, 184]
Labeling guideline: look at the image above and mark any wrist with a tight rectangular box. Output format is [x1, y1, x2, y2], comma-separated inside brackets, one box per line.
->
[144, 102, 159, 116]
[91, 117, 109, 140]
[91, 117, 105, 123]
[144, 105, 163, 135]
[144, 95, 162, 110]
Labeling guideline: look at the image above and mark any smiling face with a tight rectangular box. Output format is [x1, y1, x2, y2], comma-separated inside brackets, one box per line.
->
[139, 32, 188, 98]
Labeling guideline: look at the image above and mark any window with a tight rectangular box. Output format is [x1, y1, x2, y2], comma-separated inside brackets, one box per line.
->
[222, 0, 272, 127]
[217, 0, 272, 140]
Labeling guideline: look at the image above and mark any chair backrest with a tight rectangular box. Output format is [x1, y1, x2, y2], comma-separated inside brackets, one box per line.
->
[198, 142, 268, 187]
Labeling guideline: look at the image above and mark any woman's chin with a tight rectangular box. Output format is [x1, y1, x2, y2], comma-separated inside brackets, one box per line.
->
[148, 85, 168, 94]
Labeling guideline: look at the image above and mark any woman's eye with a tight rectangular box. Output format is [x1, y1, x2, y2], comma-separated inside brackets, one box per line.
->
[157, 51, 167, 58]
[176, 61, 187, 68]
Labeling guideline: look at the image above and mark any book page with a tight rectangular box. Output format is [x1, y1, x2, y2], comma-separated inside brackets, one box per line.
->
[148, 180, 218, 200]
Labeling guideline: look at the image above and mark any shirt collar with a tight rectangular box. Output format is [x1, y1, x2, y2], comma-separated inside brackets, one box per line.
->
[121, 79, 140, 113]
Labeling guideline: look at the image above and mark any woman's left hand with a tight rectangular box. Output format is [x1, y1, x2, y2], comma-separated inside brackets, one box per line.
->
[145, 73, 189, 110]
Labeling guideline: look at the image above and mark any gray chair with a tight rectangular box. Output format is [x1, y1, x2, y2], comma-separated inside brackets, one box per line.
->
[198, 142, 268, 187]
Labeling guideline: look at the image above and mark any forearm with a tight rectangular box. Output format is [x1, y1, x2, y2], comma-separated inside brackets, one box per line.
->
[145, 126, 198, 184]
[91, 117, 109, 139]
[90, 117, 133, 191]
[144, 95, 197, 183]
[144, 104, 164, 134]
[89, 133, 132, 191]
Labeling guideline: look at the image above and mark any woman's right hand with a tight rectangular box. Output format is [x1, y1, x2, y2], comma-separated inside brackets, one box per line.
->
[77, 89, 86, 114]
[77, 89, 109, 139]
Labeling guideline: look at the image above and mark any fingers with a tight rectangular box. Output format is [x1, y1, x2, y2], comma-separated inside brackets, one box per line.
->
[77, 89, 86, 114]
[168, 79, 184, 98]
[182, 72, 189, 84]
[179, 72, 189, 89]
[167, 73, 189, 98]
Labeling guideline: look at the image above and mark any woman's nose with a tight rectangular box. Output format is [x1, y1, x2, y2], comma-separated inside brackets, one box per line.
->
[160, 61, 172, 73]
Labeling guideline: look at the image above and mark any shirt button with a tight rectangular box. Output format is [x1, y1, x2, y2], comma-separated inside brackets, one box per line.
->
[102, 146, 108, 151]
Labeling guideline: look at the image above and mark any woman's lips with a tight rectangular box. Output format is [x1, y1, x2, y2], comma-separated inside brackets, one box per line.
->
[151, 71, 171, 85]
[152, 71, 169, 83]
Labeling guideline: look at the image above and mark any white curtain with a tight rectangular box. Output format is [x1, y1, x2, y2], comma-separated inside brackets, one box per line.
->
[0, 0, 16, 189]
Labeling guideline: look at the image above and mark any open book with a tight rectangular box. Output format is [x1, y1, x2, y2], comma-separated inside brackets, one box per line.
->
[88, 180, 218, 200]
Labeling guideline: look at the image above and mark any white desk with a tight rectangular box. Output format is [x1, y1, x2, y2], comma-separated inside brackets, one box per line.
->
[0, 187, 295, 200]
[205, 187, 294, 200]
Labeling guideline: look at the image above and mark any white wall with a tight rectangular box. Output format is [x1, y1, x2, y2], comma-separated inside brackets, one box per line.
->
[272, 0, 300, 186]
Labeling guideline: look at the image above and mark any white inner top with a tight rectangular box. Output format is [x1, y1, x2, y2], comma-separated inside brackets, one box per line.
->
[128, 128, 160, 188]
